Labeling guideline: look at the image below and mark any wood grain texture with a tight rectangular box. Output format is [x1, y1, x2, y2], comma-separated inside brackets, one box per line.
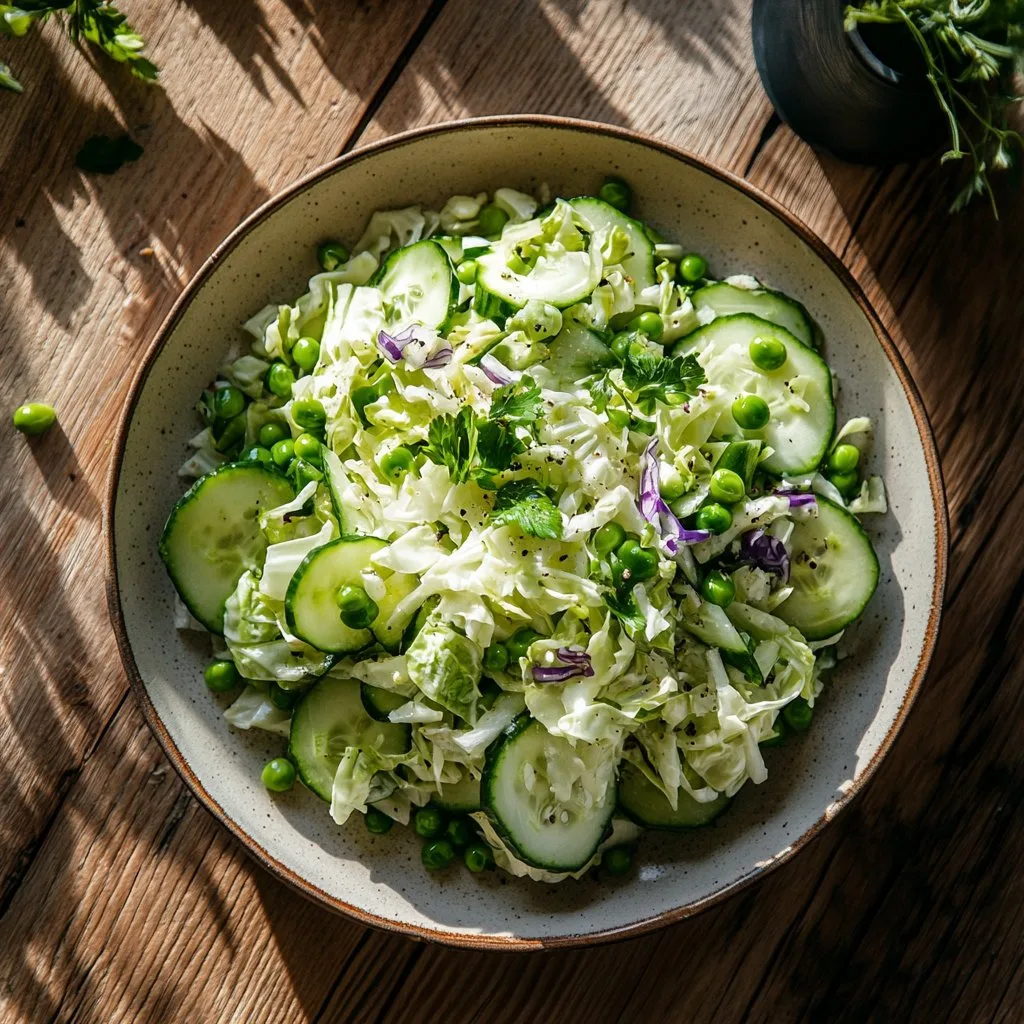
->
[0, 1, 1021, 1022]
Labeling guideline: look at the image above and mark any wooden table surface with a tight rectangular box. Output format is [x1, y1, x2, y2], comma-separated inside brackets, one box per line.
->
[1, 2, 1021, 1021]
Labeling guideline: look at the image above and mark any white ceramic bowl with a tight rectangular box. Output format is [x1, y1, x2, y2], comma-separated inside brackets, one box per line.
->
[107, 117, 947, 949]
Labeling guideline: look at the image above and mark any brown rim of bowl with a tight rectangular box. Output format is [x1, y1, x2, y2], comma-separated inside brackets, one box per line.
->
[105, 113, 949, 952]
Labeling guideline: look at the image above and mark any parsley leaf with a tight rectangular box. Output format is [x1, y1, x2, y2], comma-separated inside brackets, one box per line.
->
[488, 376, 543, 424]
[476, 418, 524, 481]
[620, 347, 705, 407]
[604, 590, 647, 633]
[423, 407, 478, 484]
[490, 479, 563, 540]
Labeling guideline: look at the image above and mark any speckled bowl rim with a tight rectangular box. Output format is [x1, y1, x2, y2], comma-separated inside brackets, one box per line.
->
[105, 114, 949, 951]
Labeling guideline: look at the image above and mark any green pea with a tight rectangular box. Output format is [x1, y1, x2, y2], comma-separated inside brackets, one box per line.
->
[616, 539, 659, 583]
[464, 842, 494, 873]
[627, 338, 650, 364]
[610, 331, 633, 361]
[506, 628, 542, 661]
[782, 697, 813, 733]
[204, 660, 240, 693]
[269, 682, 300, 711]
[213, 385, 245, 420]
[695, 503, 732, 534]
[291, 397, 326, 433]
[709, 467, 746, 504]
[659, 464, 686, 502]
[732, 395, 771, 431]
[455, 259, 478, 285]
[12, 402, 57, 436]
[829, 443, 861, 474]
[629, 311, 664, 341]
[292, 433, 321, 465]
[414, 806, 445, 839]
[258, 422, 287, 448]
[749, 336, 788, 372]
[317, 240, 349, 272]
[477, 202, 509, 238]
[242, 445, 273, 466]
[292, 336, 321, 372]
[593, 521, 627, 558]
[379, 446, 414, 482]
[337, 584, 379, 630]
[445, 817, 474, 849]
[829, 470, 860, 498]
[701, 570, 736, 608]
[271, 438, 295, 468]
[261, 757, 296, 792]
[598, 177, 632, 213]
[352, 384, 380, 426]
[601, 845, 633, 876]
[483, 642, 510, 674]
[265, 361, 295, 399]
[364, 808, 394, 834]
[679, 253, 708, 283]
[421, 838, 456, 870]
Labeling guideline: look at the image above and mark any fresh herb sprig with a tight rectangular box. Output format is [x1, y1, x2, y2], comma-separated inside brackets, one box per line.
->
[0, 1, 157, 93]
[423, 376, 543, 487]
[845, 0, 1024, 214]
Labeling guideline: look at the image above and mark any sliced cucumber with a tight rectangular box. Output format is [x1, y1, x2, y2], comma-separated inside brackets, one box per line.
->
[673, 314, 834, 476]
[360, 683, 408, 722]
[482, 715, 616, 871]
[371, 239, 458, 331]
[285, 537, 387, 653]
[159, 462, 294, 633]
[617, 761, 730, 829]
[683, 601, 748, 654]
[289, 677, 410, 801]
[569, 196, 656, 298]
[473, 285, 517, 323]
[475, 222, 601, 310]
[693, 281, 816, 348]
[400, 597, 436, 652]
[434, 771, 482, 813]
[370, 572, 420, 652]
[774, 497, 879, 640]
[542, 320, 615, 387]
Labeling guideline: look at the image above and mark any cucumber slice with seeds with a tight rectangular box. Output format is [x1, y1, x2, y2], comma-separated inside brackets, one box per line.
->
[542, 320, 615, 387]
[774, 497, 879, 640]
[693, 281, 816, 348]
[673, 314, 834, 476]
[285, 537, 387, 653]
[371, 239, 458, 331]
[159, 462, 294, 633]
[370, 572, 420, 653]
[569, 196, 656, 299]
[482, 715, 616, 871]
[360, 683, 408, 722]
[617, 761, 730, 830]
[289, 677, 411, 802]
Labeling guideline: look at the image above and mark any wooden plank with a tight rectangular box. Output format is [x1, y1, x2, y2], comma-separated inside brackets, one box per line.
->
[360, 0, 773, 173]
[2, 0, 1023, 1021]
[0, 0, 433, 900]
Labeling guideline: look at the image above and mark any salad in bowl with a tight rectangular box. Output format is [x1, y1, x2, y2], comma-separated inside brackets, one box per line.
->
[160, 178, 886, 882]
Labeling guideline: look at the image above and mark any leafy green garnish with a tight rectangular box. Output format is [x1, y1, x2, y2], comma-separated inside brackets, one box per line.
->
[490, 479, 563, 539]
[476, 419, 525, 483]
[75, 133, 143, 174]
[620, 346, 705, 407]
[845, 0, 1024, 214]
[488, 376, 543, 424]
[604, 589, 647, 633]
[0, 1, 158, 95]
[423, 407, 478, 484]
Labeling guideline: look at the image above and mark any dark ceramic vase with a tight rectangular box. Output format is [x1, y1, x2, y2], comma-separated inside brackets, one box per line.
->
[752, 0, 948, 164]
